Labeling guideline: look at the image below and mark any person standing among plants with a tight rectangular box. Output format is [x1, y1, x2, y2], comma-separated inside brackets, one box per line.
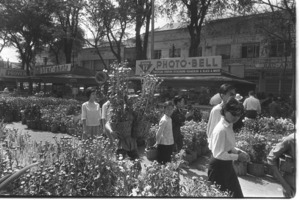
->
[155, 101, 174, 164]
[208, 97, 250, 198]
[171, 95, 193, 152]
[267, 133, 295, 197]
[243, 90, 261, 119]
[207, 84, 236, 149]
[81, 87, 102, 140]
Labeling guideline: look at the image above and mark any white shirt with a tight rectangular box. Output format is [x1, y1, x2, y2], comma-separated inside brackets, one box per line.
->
[156, 114, 174, 145]
[81, 101, 101, 126]
[209, 117, 239, 161]
[243, 95, 261, 113]
[206, 103, 222, 149]
[101, 101, 110, 121]
[209, 93, 222, 106]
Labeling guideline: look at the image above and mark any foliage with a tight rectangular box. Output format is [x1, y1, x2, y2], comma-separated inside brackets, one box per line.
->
[133, 74, 162, 123]
[108, 62, 133, 123]
[181, 176, 229, 197]
[0, 125, 228, 197]
[181, 120, 207, 152]
[236, 117, 293, 164]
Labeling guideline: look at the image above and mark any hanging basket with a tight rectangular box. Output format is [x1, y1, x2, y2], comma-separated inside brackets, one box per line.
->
[132, 119, 152, 139]
[146, 146, 158, 161]
[110, 120, 133, 139]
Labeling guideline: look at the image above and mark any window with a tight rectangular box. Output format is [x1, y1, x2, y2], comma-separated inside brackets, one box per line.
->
[154, 50, 161, 59]
[216, 45, 231, 59]
[242, 43, 260, 58]
[269, 41, 290, 57]
[169, 46, 181, 57]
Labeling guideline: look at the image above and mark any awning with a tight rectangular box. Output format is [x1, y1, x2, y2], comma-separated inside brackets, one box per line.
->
[31, 74, 97, 85]
[128, 74, 255, 85]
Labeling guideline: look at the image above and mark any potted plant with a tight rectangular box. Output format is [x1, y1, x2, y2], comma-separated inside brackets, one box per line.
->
[145, 124, 159, 161]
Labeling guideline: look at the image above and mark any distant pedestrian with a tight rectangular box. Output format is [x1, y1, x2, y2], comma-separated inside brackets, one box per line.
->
[208, 97, 250, 198]
[267, 133, 295, 197]
[155, 101, 174, 164]
[207, 84, 236, 149]
[81, 87, 102, 139]
[243, 91, 261, 119]
[268, 97, 281, 118]
[171, 95, 193, 152]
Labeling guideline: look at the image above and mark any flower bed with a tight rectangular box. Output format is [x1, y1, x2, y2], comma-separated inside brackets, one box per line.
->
[0, 125, 228, 197]
[0, 96, 82, 136]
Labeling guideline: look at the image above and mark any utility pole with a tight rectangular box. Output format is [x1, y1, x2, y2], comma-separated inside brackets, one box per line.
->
[150, 0, 155, 59]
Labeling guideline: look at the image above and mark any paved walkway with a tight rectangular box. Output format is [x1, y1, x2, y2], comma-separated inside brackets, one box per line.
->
[6, 122, 285, 198]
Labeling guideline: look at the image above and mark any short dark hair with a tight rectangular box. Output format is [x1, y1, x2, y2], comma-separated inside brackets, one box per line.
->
[173, 95, 184, 106]
[85, 87, 96, 99]
[248, 90, 255, 96]
[221, 96, 244, 116]
[219, 83, 235, 95]
[163, 101, 173, 109]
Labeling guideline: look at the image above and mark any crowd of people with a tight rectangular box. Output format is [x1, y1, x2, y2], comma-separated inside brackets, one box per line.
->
[80, 85, 295, 198]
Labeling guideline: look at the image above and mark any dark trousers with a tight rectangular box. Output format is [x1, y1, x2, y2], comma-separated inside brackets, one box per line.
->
[245, 110, 257, 119]
[157, 144, 173, 164]
[207, 157, 243, 198]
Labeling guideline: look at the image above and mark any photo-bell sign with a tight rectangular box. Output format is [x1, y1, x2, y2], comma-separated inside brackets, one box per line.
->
[135, 56, 222, 76]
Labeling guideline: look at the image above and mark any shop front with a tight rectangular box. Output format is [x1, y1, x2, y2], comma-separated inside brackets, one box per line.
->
[0, 68, 28, 91]
[33, 64, 98, 97]
[134, 56, 255, 105]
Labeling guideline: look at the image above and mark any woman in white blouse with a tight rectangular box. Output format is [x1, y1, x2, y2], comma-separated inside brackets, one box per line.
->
[81, 87, 102, 139]
[208, 97, 250, 198]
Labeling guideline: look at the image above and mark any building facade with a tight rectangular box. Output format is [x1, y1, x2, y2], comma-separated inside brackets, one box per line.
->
[70, 13, 293, 99]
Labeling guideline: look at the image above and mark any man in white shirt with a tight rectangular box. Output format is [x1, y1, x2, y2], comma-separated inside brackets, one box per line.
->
[209, 93, 222, 106]
[243, 90, 261, 119]
[207, 84, 236, 150]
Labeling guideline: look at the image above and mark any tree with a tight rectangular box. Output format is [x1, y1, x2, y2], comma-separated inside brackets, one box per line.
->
[83, 0, 110, 70]
[53, 0, 85, 64]
[161, 0, 253, 57]
[133, 0, 152, 60]
[0, 0, 57, 93]
[104, 0, 135, 63]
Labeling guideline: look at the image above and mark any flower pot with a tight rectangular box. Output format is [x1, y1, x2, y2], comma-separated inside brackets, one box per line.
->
[247, 162, 265, 177]
[233, 161, 247, 176]
[146, 147, 158, 161]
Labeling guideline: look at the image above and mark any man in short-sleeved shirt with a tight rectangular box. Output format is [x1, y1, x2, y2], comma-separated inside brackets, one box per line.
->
[267, 133, 295, 197]
[243, 91, 261, 119]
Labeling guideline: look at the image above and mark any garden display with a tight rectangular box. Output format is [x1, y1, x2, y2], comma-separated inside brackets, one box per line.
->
[0, 96, 82, 136]
[235, 117, 295, 177]
[181, 120, 209, 163]
[0, 124, 228, 197]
